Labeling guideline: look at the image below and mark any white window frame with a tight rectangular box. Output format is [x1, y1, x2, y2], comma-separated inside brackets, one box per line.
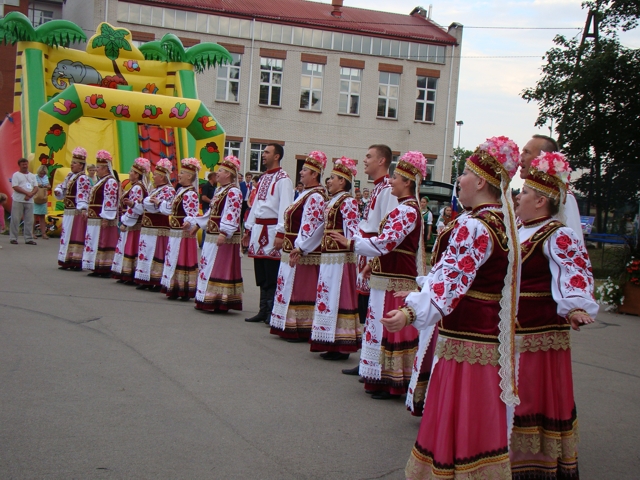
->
[415, 76, 437, 123]
[224, 140, 241, 159]
[377, 72, 400, 119]
[338, 67, 361, 115]
[300, 62, 323, 111]
[216, 53, 242, 102]
[250, 142, 269, 172]
[259, 58, 283, 107]
[425, 158, 436, 181]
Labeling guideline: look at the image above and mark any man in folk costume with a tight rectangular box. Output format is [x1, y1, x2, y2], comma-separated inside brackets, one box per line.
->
[519, 135, 583, 242]
[134, 158, 176, 291]
[243, 144, 294, 323]
[310, 157, 362, 360]
[511, 151, 597, 479]
[383, 136, 521, 479]
[330, 152, 425, 399]
[270, 151, 327, 341]
[159, 157, 201, 300]
[55, 147, 91, 270]
[82, 150, 120, 276]
[112, 157, 151, 284]
[342, 144, 398, 376]
[184, 155, 244, 312]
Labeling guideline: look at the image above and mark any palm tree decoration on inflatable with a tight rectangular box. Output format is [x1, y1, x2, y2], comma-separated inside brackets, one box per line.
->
[0, 11, 86, 46]
[139, 33, 233, 73]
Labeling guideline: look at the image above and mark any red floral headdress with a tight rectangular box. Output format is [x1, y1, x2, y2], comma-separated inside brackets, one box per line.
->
[525, 152, 571, 201]
[95, 149, 113, 165]
[155, 158, 173, 176]
[303, 150, 327, 175]
[465, 136, 519, 189]
[219, 155, 241, 176]
[132, 157, 151, 176]
[332, 156, 357, 181]
[72, 146, 87, 163]
[396, 151, 427, 183]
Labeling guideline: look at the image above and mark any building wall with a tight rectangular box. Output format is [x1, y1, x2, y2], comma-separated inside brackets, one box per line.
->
[63, 0, 462, 187]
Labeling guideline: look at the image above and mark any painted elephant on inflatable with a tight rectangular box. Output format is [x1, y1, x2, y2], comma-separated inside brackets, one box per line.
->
[51, 60, 103, 90]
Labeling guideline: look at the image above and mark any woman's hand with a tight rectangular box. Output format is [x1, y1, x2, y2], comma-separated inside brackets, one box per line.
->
[289, 248, 301, 267]
[361, 263, 372, 280]
[328, 232, 348, 248]
[216, 233, 225, 246]
[569, 312, 595, 331]
[380, 310, 407, 333]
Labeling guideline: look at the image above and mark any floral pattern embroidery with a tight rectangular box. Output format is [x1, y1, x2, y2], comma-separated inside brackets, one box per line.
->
[361, 203, 419, 255]
[547, 228, 594, 296]
[220, 187, 242, 235]
[298, 192, 325, 250]
[341, 197, 360, 238]
[315, 281, 331, 316]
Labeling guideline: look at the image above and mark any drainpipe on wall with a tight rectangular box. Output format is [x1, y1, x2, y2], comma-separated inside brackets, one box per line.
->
[441, 38, 456, 183]
[105, 0, 109, 23]
[242, 18, 255, 174]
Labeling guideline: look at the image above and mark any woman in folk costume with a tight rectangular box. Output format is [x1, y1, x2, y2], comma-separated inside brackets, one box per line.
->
[55, 147, 91, 270]
[112, 157, 151, 284]
[382, 136, 521, 479]
[184, 155, 244, 312]
[310, 157, 361, 360]
[82, 150, 120, 276]
[330, 152, 425, 400]
[134, 158, 176, 291]
[160, 157, 201, 300]
[511, 152, 597, 479]
[270, 151, 328, 342]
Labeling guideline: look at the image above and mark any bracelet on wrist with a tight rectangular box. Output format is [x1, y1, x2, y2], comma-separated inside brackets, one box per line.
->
[398, 306, 417, 326]
[566, 309, 587, 322]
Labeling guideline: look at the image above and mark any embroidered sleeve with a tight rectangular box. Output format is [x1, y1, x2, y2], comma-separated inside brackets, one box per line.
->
[121, 185, 143, 226]
[218, 187, 242, 237]
[406, 217, 494, 330]
[295, 192, 326, 254]
[562, 192, 585, 245]
[76, 175, 91, 210]
[353, 204, 419, 257]
[143, 192, 159, 213]
[100, 178, 119, 220]
[54, 173, 71, 200]
[276, 176, 294, 234]
[182, 190, 200, 217]
[157, 186, 177, 215]
[341, 197, 361, 239]
[545, 227, 598, 318]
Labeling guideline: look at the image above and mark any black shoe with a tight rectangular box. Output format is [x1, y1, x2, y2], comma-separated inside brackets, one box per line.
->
[135, 284, 149, 290]
[286, 338, 307, 343]
[371, 392, 400, 400]
[341, 366, 360, 375]
[149, 285, 162, 292]
[322, 352, 350, 361]
[245, 312, 267, 323]
[87, 272, 101, 277]
[358, 377, 365, 383]
[365, 389, 383, 395]
[167, 295, 179, 300]
[179, 296, 191, 301]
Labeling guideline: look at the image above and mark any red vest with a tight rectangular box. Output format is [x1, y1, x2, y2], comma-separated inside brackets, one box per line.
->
[321, 192, 352, 253]
[283, 186, 327, 254]
[440, 207, 510, 339]
[517, 219, 566, 332]
[206, 184, 240, 235]
[88, 175, 114, 219]
[169, 186, 195, 229]
[64, 174, 80, 209]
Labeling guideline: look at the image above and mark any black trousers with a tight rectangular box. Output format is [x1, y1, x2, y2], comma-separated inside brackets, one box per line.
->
[358, 293, 369, 324]
[253, 257, 280, 290]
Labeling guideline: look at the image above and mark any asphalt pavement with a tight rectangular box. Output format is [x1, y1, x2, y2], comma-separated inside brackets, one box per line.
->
[0, 235, 638, 479]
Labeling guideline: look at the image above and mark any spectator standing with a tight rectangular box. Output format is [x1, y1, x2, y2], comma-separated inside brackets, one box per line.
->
[9, 158, 38, 245]
[33, 165, 51, 240]
[293, 181, 304, 200]
[0, 192, 7, 235]
[200, 171, 217, 247]
[420, 196, 432, 244]
[86, 164, 98, 186]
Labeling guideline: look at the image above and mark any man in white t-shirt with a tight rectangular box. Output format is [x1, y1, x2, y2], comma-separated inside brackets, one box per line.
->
[9, 158, 38, 245]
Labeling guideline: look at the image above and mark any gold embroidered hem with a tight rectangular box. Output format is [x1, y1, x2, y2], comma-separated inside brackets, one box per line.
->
[204, 234, 241, 245]
[141, 227, 170, 237]
[127, 224, 142, 232]
[64, 208, 82, 216]
[319, 252, 357, 265]
[518, 330, 570, 353]
[202, 282, 244, 296]
[511, 420, 579, 459]
[519, 291, 552, 298]
[87, 218, 118, 227]
[169, 229, 197, 239]
[280, 252, 321, 265]
[436, 336, 501, 367]
[466, 289, 502, 301]
[406, 447, 511, 480]
[370, 276, 418, 292]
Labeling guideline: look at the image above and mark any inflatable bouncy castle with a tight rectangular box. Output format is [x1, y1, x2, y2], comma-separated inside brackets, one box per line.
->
[0, 12, 230, 227]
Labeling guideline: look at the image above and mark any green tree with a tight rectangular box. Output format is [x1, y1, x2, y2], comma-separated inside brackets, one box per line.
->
[450, 147, 473, 183]
[521, 1, 640, 232]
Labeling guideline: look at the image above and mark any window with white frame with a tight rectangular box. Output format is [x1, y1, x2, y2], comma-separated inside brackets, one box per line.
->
[216, 53, 241, 102]
[28, 8, 53, 26]
[300, 63, 323, 111]
[249, 143, 269, 172]
[424, 158, 436, 181]
[339, 67, 361, 115]
[259, 58, 283, 107]
[415, 76, 437, 123]
[377, 72, 400, 119]
[224, 140, 241, 159]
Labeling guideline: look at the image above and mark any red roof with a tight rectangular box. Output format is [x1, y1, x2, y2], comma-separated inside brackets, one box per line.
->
[129, 0, 458, 45]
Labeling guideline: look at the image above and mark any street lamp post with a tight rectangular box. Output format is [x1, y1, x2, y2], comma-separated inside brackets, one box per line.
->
[455, 120, 464, 180]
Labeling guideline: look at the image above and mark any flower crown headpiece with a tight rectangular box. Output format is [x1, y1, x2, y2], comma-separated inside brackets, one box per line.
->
[332, 156, 357, 181]
[132, 157, 151, 175]
[72, 146, 87, 161]
[181, 157, 201, 172]
[525, 151, 572, 200]
[466, 136, 519, 189]
[304, 150, 327, 175]
[396, 151, 427, 182]
[155, 158, 173, 175]
[219, 155, 241, 175]
[95, 150, 113, 164]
